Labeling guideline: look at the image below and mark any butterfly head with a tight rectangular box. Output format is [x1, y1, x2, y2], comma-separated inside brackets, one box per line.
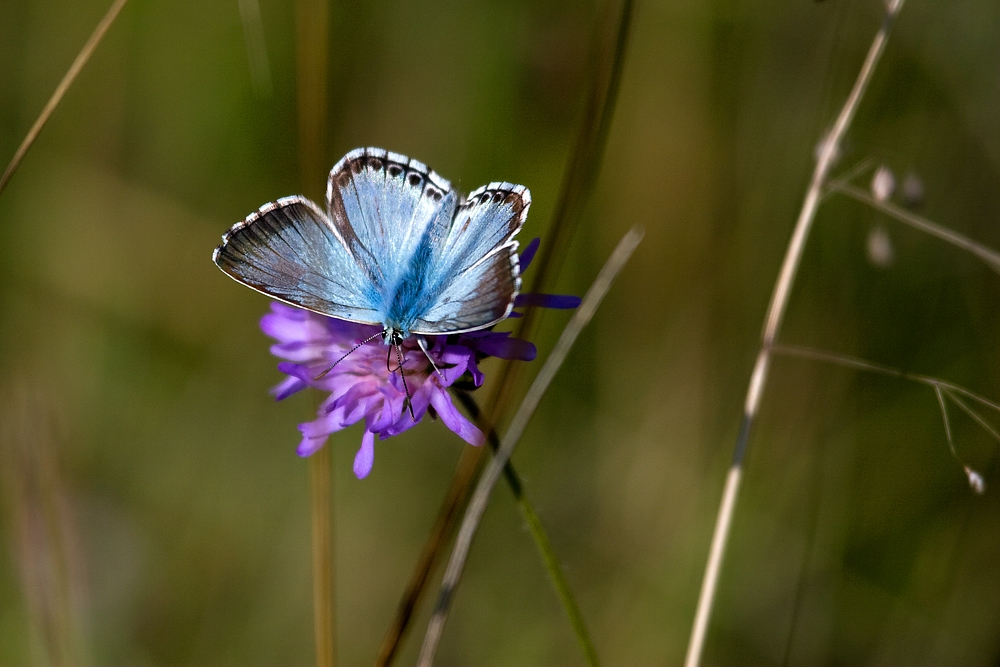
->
[381, 326, 407, 346]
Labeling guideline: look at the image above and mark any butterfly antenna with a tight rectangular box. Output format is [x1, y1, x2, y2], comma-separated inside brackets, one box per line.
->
[314, 330, 383, 380]
[387, 341, 416, 421]
[416, 336, 445, 380]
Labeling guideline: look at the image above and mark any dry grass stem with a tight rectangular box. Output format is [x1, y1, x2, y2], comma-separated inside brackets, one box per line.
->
[489, 0, 634, 425]
[310, 446, 335, 667]
[452, 391, 600, 667]
[0, 0, 129, 198]
[774, 344, 998, 490]
[828, 180, 1000, 273]
[685, 3, 905, 666]
[944, 391, 1000, 446]
[296, 0, 333, 663]
[238, 0, 274, 98]
[934, 386, 957, 458]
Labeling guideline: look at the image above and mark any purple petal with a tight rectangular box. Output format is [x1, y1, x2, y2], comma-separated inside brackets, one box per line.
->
[473, 335, 536, 361]
[467, 356, 485, 386]
[437, 348, 470, 385]
[409, 376, 436, 417]
[430, 389, 484, 446]
[271, 375, 307, 401]
[297, 433, 328, 457]
[340, 386, 381, 425]
[519, 237, 540, 271]
[382, 416, 414, 438]
[300, 406, 350, 437]
[439, 346, 473, 365]
[379, 387, 419, 437]
[353, 430, 376, 478]
[513, 293, 581, 309]
[271, 302, 310, 320]
[328, 319, 380, 341]
[261, 310, 328, 343]
[277, 361, 314, 383]
[367, 388, 401, 432]
[270, 339, 319, 357]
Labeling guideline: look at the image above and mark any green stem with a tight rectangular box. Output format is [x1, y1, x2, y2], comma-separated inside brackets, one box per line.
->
[455, 391, 599, 667]
[374, 1, 634, 659]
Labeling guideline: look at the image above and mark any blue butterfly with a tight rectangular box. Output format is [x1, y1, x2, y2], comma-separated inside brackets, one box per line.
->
[213, 147, 530, 347]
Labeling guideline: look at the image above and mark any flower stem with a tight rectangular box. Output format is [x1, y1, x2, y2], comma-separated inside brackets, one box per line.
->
[372, 396, 601, 667]
[0, 0, 129, 198]
[371, 2, 635, 663]
[310, 446, 335, 667]
[453, 391, 600, 667]
[417, 227, 643, 667]
[683, 3, 905, 666]
[297, 0, 332, 663]
[371, 445, 481, 667]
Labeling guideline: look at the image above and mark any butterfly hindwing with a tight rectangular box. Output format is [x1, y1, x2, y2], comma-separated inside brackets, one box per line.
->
[213, 195, 382, 323]
[326, 148, 454, 306]
[411, 182, 529, 334]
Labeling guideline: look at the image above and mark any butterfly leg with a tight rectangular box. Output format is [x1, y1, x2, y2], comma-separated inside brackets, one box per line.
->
[416, 336, 446, 380]
[386, 341, 416, 420]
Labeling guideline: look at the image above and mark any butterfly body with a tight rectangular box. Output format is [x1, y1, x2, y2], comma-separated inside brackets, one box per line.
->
[214, 148, 530, 342]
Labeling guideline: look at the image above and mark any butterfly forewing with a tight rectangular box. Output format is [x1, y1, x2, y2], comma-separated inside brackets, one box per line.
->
[217, 148, 530, 338]
[410, 182, 530, 334]
[213, 196, 383, 324]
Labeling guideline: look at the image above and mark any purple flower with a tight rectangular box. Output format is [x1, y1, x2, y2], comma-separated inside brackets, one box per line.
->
[260, 238, 579, 479]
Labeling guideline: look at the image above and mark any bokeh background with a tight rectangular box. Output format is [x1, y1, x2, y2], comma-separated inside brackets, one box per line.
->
[1, 0, 999, 664]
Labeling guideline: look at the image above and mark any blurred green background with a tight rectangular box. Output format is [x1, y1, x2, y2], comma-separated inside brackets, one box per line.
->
[1, 0, 999, 664]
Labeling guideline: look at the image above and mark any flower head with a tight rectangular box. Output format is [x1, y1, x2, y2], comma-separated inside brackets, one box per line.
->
[261, 238, 578, 478]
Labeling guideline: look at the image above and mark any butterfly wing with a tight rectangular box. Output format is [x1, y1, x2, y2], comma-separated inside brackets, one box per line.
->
[410, 182, 530, 334]
[325, 148, 454, 304]
[213, 195, 383, 323]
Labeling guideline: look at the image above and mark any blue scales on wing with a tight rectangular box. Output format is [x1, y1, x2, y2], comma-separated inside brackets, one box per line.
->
[212, 195, 383, 324]
[215, 147, 529, 339]
[326, 149, 453, 298]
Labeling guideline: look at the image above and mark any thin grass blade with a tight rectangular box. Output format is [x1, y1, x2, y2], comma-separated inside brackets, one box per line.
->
[943, 390, 1000, 445]
[685, 4, 905, 665]
[0, 0, 129, 198]
[417, 227, 643, 667]
[371, 2, 636, 663]
[453, 391, 599, 667]
[492, 0, 635, 424]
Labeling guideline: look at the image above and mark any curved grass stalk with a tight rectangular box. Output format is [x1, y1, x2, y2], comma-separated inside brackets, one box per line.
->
[416, 227, 643, 667]
[371, 2, 635, 664]
[452, 391, 600, 667]
[489, 0, 635, 425]
[684, 3, 905, 666]
[0, 0, 129, 198]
